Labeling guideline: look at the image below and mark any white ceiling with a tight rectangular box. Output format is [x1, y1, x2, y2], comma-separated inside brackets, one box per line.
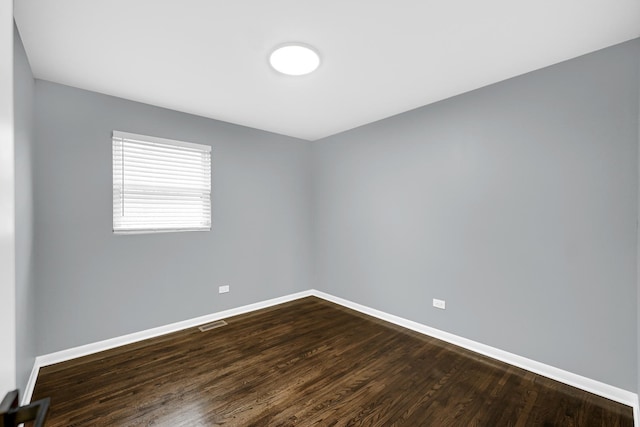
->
[14, 1, 640, 141]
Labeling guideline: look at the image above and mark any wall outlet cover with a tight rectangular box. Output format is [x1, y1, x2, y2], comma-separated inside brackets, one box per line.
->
[433, 298, 446, 310]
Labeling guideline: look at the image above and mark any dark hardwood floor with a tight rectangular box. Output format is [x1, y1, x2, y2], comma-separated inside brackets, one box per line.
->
[32, 297, 633, 426]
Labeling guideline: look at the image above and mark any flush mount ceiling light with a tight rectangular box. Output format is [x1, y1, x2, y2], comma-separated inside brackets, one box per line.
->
[269, 44, 320, 76]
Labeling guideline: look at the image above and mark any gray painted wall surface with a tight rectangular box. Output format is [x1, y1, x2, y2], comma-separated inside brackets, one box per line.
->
[637, 41, 640, 396]
[313, 40, 639, 391]
[14, 24, 35, 394]
[34, 81, 312, 354]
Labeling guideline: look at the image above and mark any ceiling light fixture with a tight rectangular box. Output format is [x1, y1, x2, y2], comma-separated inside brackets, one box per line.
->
[269, 44, 320, 76]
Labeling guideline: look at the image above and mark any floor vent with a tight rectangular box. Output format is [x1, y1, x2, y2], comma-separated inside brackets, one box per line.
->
[198, 320, 228, 332]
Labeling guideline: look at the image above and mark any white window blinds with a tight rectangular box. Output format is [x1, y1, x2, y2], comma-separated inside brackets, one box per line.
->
[112, 131, 211, 234]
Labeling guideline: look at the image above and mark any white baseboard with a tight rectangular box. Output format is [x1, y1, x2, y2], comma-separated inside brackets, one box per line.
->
[22, 361, 40, 405]
[22, 290, 313, 403]
[310, 290, 638, 409]
[23, 288, 638, 423]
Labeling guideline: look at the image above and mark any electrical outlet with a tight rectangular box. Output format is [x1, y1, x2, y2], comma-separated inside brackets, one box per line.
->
[218, 285, 230, 294]
[433, 298, 446, 310]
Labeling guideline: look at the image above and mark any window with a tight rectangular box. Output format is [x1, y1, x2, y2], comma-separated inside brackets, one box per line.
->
[112, 131, 211, 234]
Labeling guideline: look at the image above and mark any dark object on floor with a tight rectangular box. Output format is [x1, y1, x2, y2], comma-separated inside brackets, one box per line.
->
[0, 389, 49, 427]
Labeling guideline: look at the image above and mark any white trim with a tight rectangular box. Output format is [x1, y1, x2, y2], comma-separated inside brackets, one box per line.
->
[38, 290, 312, 367]
[24, 288, 637, 421]
[22, 362, 40, 405]
[112, 130, 211, 152]
[23, 290, 313, 402]
[0, 0, 16, 394]
[310, 290, 638, 408]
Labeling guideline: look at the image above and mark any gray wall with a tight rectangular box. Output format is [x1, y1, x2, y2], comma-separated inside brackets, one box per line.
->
[313, 40, 640, 391]
[14, 24, 35, 394]
[34, 81, 313, 354]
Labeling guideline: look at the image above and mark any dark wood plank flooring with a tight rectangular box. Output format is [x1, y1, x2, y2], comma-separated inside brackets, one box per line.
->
[32, 297, 633, 426]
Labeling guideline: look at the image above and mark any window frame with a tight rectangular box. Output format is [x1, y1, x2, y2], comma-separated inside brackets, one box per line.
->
[112, 130, 212, 235]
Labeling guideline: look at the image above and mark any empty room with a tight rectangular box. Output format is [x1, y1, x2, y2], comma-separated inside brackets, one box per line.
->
[2, 1, 640, 426]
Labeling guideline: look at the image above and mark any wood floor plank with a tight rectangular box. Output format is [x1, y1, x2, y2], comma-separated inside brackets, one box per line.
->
[31, 297, 633, 426]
